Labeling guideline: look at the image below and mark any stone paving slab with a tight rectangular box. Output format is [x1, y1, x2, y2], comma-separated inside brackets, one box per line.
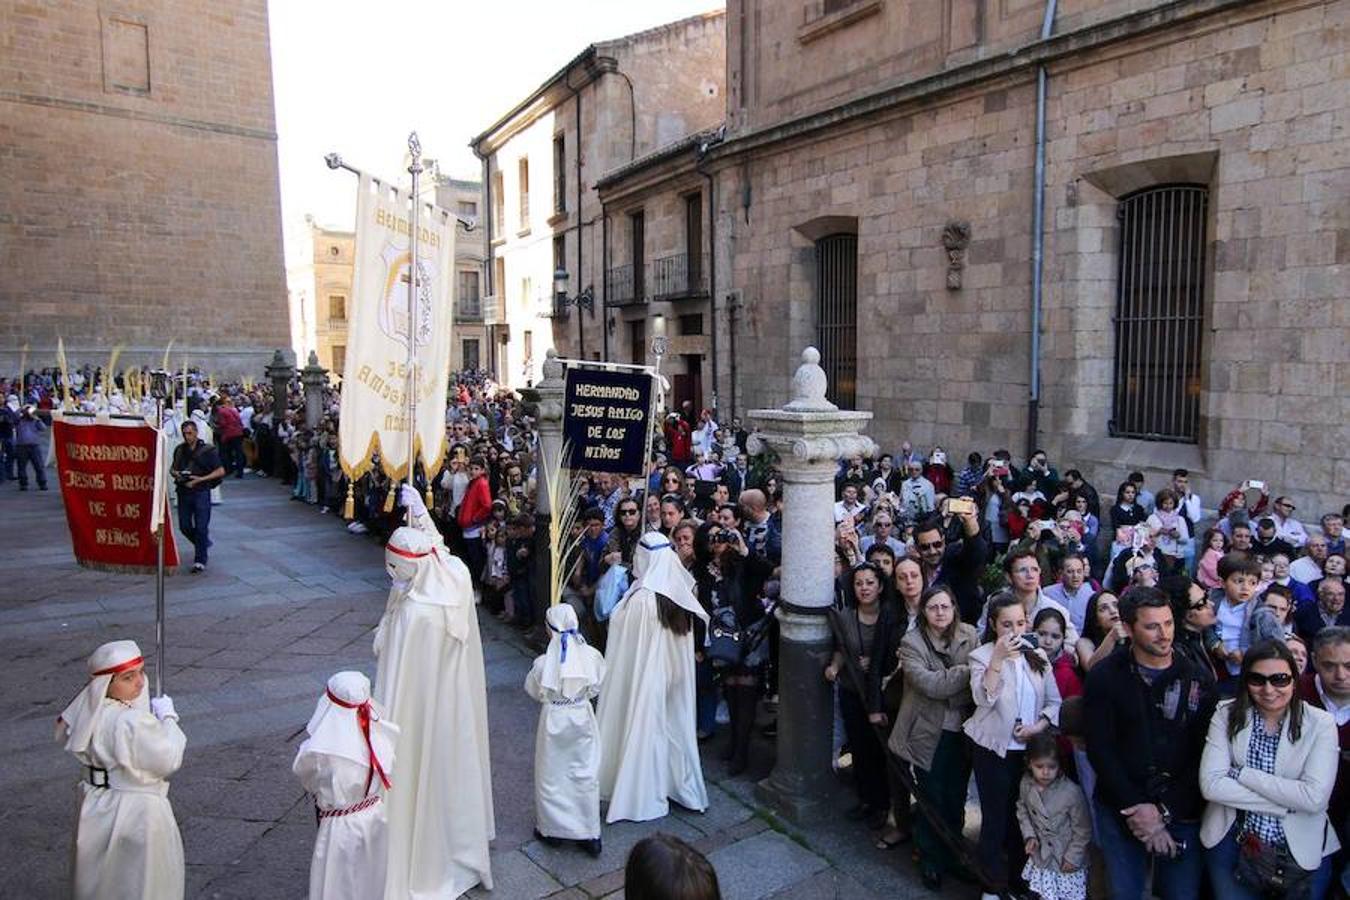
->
[0, 476, 948, 899]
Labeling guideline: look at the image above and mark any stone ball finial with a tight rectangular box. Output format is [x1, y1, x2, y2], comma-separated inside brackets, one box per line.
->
[784, 346, 836, 412]
[307, 350, 321, 367]
[542, 347, 565, 381]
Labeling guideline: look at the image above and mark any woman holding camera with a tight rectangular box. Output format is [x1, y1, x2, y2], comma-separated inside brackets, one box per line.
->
[694, 525, 772, 776]
[965, 592, 1062, 895]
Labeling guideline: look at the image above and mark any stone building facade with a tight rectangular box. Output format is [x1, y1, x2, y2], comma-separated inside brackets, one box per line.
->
[679, 0, 1346, 513]
[469, 11, 725, 389]
[434, 177, 489, 374]
[0, 0, 291, 375]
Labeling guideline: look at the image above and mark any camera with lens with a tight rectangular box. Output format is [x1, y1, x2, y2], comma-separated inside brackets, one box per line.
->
[712, 529, 737, 545]
[1017, 633, 1040, 651]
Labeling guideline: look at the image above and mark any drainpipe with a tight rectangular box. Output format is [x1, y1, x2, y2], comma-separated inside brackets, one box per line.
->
[562, 73, 587, 359]
[1028, 0, 1057, 457]
[696, 133, 722, 419]
[480, 152, 495, 377]
[601, 209, 610, 361]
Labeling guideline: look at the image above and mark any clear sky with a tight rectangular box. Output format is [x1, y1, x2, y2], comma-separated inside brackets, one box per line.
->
[268, 0, 723, 265]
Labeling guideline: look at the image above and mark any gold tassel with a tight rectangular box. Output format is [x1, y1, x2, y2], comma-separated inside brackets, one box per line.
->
[424, 485, 434, 510]
[383, 484, 396, 513]
[343, 482, 355, 520]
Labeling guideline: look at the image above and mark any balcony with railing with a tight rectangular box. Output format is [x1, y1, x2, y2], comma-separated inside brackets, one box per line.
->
[605, 264, 646, 307]
[651, 253, 709, 300]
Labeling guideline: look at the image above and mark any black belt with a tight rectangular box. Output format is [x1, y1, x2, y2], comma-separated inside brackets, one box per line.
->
[86, 766, 109, 788]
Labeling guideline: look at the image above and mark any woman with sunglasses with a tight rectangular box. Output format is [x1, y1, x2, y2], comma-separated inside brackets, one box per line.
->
[604, 500, 645, 572]
[1199, 639, 1340, 899]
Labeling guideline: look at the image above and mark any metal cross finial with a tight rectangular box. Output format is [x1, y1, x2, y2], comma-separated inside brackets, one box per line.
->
[408, 131, 421, 159]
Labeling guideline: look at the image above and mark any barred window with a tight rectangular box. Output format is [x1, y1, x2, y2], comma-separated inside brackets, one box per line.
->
[815, 233, 857, 408]
[1111, 184, 1208, 443]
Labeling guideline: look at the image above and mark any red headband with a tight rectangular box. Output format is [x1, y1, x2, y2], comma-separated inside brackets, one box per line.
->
[92, 656, 144, 677]
[386, 544, 431, 560]
[326, 689, 392, 795]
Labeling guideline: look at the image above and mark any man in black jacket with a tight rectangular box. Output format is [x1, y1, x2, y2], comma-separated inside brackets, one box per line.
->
[913, 507, 987, 625]
[1085, 586, 1217, 900]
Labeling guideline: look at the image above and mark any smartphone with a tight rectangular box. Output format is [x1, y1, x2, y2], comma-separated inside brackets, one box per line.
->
[945, 497, 976, 517]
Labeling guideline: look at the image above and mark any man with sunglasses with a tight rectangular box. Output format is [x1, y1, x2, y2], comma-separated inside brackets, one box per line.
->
[1270, 495, 1309, 549]
[912, 504, 986, 625]
[1300, 626, 1350, 866]
[1084, 588, 1218, 900]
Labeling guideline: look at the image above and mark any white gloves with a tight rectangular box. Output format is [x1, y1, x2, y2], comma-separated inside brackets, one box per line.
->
[150, 695, 178, 722]
[399, 483, 428, 518]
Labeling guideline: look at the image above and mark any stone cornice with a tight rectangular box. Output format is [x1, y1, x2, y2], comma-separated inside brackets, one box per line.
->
[706, 0, 1284, 166]
[0, 90, 277, 142]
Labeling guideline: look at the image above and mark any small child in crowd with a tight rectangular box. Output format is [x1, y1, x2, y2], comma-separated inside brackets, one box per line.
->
[1016, 732, 1092, 900]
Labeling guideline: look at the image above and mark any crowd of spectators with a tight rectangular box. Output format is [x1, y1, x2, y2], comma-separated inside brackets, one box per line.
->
[823, 447, 1350, 899]
[9, 362, 1350, 899]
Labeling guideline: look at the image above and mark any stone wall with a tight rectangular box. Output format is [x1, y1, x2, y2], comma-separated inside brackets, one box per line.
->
[716, 0, 1349, 513]
[476, 11, 726, 384]
[0, 0, 291, 375]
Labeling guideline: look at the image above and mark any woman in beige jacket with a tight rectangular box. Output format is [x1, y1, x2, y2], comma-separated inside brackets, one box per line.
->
[888, 585, 977, 891]
[1198, 639, 1340, 899]
[964, 592, 1062, 897]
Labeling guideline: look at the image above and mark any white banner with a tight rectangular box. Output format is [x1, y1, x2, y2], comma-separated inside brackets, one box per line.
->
[339, 173, 455, 480]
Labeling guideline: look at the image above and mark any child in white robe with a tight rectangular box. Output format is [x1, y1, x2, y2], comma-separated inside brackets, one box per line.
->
[525, 603, 606, 855]
[56, 639, 186, 900]
[293, 671, 398, 900]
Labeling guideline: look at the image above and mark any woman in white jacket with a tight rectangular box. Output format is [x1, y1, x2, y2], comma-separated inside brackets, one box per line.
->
[1199, 639, 1340, 899]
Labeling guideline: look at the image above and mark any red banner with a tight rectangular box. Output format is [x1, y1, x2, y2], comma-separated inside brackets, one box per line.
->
[53, 416, 179, 572]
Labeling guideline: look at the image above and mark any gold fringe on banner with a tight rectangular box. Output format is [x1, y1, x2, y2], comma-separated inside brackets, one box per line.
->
[343, 482, 355, 520]
[383, 483, 396, 513]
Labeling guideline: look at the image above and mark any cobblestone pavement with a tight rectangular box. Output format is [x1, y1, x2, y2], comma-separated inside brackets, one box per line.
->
[0, 476, 951, 899]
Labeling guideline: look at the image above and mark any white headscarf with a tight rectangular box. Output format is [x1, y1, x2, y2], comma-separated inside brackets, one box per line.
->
[56, 640, 146, 754]
[297, 671, 398, 794]
[540, 604, 601, 698]
[624, 532, 706, 624]
[384, 525, 472, 641]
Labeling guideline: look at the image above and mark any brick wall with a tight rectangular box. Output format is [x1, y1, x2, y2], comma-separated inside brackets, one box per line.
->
[0, 0, 290, 375]
[721, 0, 1349, 513]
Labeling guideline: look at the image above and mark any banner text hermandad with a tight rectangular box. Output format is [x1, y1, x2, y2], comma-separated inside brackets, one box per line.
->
[338, 172, 456, 482]
[53, 416, 179, 573]
[562, 368, 654, 476]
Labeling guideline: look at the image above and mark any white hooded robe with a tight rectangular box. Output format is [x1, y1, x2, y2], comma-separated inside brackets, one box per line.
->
[525, 604, 606, 840]
[596, 533, 709, 823]
[293, 671, 399, 900]
[57, 640, 186, 900]
[375, 513, 494, 899]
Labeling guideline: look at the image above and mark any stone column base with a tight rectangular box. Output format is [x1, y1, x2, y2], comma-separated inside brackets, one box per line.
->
[754, 609, 838, 824]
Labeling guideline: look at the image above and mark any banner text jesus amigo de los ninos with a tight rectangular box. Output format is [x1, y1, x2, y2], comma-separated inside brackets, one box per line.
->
[53, 417, 179, 572]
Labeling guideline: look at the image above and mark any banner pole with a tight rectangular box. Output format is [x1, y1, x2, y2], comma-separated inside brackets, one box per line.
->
[154, 395, 166, 697]
[406, 131, 422, 524]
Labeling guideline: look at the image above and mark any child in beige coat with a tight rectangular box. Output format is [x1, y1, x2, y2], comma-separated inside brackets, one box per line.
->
[1016, 732, 1092, 900]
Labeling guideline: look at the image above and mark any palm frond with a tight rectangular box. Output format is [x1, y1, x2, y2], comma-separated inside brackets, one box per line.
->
[537, 439, 589, 608]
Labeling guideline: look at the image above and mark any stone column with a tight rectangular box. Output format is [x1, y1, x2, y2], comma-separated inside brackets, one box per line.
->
[264, 349, 295, 477]
[749, 347, 876, 823]
[525, 350, 566, 639]
[301, 351, 328, 428]
[264, 349, 294, 424]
